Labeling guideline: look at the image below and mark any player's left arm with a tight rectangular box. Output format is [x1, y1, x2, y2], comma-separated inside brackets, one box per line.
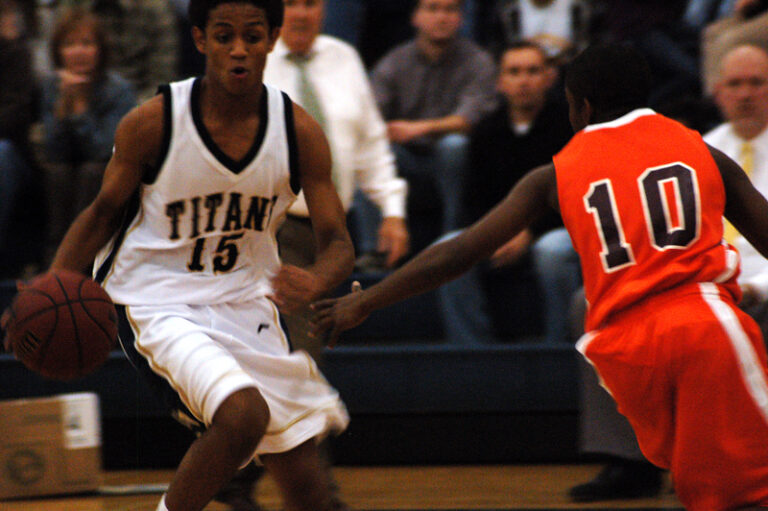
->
[269, 103, 354, 314]
[712, 143, 768, 258]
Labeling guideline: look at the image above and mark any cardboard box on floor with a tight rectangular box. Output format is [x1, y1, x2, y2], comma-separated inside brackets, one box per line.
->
[0, 392, 102, 499]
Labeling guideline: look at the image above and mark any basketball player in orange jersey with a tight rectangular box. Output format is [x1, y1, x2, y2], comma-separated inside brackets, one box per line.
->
[38, 1, 354, 510]
[314, 44, 768, 511]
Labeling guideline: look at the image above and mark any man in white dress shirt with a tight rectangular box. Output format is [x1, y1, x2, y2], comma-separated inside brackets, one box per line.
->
[704, 44, 768, 331]
[263, 0, 409, 358]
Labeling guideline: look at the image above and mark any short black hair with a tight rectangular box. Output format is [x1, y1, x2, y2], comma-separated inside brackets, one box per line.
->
[188, 0, 283, 31]
[565, 44, 652, 114]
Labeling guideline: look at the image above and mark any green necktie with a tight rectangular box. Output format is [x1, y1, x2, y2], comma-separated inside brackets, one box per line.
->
[288, 53, 338, 188]
[289, 53, 327, 130]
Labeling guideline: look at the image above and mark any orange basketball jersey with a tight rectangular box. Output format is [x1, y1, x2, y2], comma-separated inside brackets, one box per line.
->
[554, 109, 741, 331]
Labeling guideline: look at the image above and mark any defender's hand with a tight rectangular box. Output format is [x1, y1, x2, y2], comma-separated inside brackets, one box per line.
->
[311, 281, 366, 347]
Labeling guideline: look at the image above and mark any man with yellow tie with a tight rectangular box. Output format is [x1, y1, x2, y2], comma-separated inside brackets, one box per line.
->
[705, 43, 768, 331]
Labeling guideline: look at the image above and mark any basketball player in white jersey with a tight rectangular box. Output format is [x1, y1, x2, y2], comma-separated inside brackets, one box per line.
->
[46, 1, 355, 510]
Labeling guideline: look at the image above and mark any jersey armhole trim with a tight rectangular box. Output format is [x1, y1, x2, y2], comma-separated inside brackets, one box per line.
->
[94, 190, 141, 285]
[283, 92, 301, 196]
[143, 84, 172, 185]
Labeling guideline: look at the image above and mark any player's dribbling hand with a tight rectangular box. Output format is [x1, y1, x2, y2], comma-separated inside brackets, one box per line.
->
[311, 281, 366, 348]
[1, 308, 10, 351]
[1, 280, 28, 351]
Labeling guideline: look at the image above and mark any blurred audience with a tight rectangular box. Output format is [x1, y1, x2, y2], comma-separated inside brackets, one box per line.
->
[0, 0, 46, 279]
[705, 44, 768, 337]
[264, 0, 409, 358]
[39, 7, 136, 262]
[369, 0, 497, 254]
[590, 0, 701, 107]
[701, 0, 768, 95]
[323, 0, 478, 69]
[439, 41, 576, 344]
[46, 0, 179, 101]
[486, 0, 591, 64]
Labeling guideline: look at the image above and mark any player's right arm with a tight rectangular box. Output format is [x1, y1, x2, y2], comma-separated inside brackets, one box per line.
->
[50, 97, 164, 274]
[712, 143, 768, 259]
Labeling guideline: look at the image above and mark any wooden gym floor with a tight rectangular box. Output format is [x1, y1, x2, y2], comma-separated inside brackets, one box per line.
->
[2, 464, 683, 510]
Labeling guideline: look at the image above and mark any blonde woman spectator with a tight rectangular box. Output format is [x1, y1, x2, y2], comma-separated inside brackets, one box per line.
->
[53, 0, 179, 101]
[40, 7, 135, 259]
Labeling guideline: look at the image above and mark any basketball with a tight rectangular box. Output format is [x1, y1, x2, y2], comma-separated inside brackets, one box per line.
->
[4, 269, 118, 380]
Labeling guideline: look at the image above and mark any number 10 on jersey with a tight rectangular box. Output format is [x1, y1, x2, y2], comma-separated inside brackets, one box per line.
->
[584, 163, 701, 273]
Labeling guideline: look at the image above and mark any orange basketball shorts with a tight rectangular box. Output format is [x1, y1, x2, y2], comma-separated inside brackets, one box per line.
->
[577, 282, 768, 511]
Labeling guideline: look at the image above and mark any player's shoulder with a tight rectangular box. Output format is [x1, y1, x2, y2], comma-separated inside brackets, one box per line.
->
[119, 94, 164, 134]
[114, 94, 165, 163]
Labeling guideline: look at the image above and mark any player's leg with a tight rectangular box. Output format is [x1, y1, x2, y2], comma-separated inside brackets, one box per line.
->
[117, 304, 271, 511]
[164, 386, 270, 511]
[670, 286, 768, 510]
[582, 285, 768, 510]
[261, 439, 347, 511]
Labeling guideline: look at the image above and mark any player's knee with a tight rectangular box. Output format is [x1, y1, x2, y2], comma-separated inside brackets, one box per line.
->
[212, 387, 270, 456]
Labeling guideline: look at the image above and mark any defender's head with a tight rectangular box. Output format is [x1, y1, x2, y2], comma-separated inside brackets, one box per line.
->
[564, 44, 652, 131]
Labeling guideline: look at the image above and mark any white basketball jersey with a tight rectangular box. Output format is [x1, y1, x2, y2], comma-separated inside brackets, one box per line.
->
[94, 78, 299, 305]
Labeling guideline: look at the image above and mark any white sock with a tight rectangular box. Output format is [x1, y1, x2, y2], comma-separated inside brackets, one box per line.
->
[156, 494, 169, 511]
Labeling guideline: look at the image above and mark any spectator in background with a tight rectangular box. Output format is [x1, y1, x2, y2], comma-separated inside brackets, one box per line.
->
[319, 0, 478, 69]
[52, 0, 179, 101]
[440, 41, 575, 344]
[0, 0, 45, 278]
[701, 0, 768, 96]
[705, 44, 768, 337]
[487, 0, 591, 64]
[264, 0, 409, 360]
[370, 0, 497, 252]
[590, 0, 701, 107]
[39, 7, 136, 263]
[169, 0, 205, 77]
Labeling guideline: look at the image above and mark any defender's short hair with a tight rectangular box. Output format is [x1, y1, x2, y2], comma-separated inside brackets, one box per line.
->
[565, 44, 652, 113]
[188, 0, 283, 31]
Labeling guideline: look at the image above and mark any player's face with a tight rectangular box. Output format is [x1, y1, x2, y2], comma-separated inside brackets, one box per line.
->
[497, 47, 553, 111]
[412, 0, 462, 44]
[59, 22, 100, 76]
[282, 0, 324, 56]
[715, 48, 768, 129]
[194, 3, 279, 95]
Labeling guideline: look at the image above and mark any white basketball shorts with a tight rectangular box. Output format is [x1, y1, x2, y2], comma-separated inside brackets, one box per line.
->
[120, 299, 349, 456]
